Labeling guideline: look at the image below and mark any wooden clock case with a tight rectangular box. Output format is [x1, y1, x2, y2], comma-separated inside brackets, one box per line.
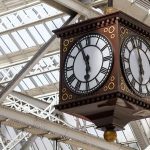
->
[53, 11, 150, 131]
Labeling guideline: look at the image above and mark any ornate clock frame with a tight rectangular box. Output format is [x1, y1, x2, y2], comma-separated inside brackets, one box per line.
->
[53, 11, 150, 131]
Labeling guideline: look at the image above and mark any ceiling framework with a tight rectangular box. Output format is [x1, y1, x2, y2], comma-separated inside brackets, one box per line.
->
[0, 0, 149, 150]
[113, 0, 150, 26]
[0, 105, 133, 150]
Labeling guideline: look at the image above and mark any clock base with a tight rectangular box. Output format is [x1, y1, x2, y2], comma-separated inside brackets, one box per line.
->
[55, 92, 150, 131]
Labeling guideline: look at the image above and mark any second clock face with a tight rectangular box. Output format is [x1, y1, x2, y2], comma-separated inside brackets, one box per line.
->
[64, 33, 113, 94]
[121, 35, 150, 97]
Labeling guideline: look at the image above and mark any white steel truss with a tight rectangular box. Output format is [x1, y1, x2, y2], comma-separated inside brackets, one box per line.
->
[0, 104, 133, 150]
[3, 93, 73, 128]
[2, 132, 30, 150]
[0, 52, 60, 85]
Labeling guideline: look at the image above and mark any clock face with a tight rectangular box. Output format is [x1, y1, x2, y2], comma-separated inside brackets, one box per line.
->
[121, 35, 150, 96]
[64, 33, 113, 94]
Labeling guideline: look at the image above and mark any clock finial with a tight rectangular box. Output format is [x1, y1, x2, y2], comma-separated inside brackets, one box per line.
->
[108, 0, 113, 7]
[105, 0, 117, 14]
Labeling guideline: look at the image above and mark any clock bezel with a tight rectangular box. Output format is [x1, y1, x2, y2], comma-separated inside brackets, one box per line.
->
[120, 34, 150, 97]
[64, 32, 114, 95]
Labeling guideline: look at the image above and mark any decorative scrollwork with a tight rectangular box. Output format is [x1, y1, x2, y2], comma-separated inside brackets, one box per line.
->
[108, 82, 115, 90]
[103, 26, 116, 39]
[62, 93, 68, 101]
[63, 38, 74, 52]
[120, 27, 128, 39]
[62, 88, 72, 101]
[120, 76, 132, 94]
[103, 75, 115, 92]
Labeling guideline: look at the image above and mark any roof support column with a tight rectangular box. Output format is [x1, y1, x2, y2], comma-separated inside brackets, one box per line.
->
[130, 121, 150, 150]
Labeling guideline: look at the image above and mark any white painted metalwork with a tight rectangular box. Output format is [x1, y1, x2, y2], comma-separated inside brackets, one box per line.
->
[2, 132, 30, 150]
[0, 136, 5, 149]
[35, 92, 59, 103]
[3, 94, 73, 128]
[0, 105, 133, 150]
[46, 0, 101, 18]
[113, 0, 150, 26]
[0, 53, 60, 85]
[130, 121, 150, 150]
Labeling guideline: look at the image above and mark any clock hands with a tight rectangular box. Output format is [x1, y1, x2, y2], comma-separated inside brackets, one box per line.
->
[81, 48, 91, 81]
[137, 46, 144, 84]
[84, 54, 90, 81]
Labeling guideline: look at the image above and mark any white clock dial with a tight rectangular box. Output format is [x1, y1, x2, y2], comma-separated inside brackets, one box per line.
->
[64, 33, 113, 94]
[121, 35, 150, 96]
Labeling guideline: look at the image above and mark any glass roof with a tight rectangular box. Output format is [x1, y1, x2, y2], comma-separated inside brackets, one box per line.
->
[0, 3, 69, 55]
[0, 53, 60, 92]
[0, 2, 69, 93]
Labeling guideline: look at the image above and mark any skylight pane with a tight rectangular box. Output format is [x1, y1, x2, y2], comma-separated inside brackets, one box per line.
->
[15, 11, 30, 24]
[19, 80, 29, 90]
[39, 59, 47, 68]
[35, 24, 51, 42]
[24, 8, 39, 21]
[18, 29, 36, 47]
[0, 22, 7, 32]
[46, 72, 57, 83]
[117, 131, 127, 143]
[0, 38, 11, 54]
[42, 3, 62, 16]
[34, 4, 48, 18]
[14, 86, 21, 92]
[45, 21, 57, 31]
[1, 34, 19, 52]
[32, 76, 43, 87]
[22, 78, 35, 89]
[51, 71, 59, 81]
[37, 74, 49, 85]
[7, 15, 22, 27]
[1, 17, 14, 29]
[124, 125, 135, 141]
[28, 26, 44, 45]
[63, 15, 70, 21]
[11, 32, 28, 49]
[53, 18, 63, 28]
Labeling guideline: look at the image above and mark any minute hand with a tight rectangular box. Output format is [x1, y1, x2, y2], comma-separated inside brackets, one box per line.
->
[137, 47, 144, 83]
[81, 50, 90, 80]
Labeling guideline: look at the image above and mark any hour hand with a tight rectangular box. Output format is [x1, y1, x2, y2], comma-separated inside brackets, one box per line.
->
[137, 47, 144, 83]
[84, 54, 90, 81]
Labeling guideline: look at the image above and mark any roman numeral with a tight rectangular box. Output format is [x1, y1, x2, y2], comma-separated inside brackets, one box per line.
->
[124, 57, 129, 62]
[68, 74, 76, 83]
[75, 80, 81, 90]
[130, 37, 142, 49]
[131, 78, 136, 87]
[96, 38, 99, 45]
[130, 37, 137, 49]
[101, 44, 108, 52]
[66, 66, 73, 71]
[77, 42, 82, 50]
[139, 85, 142, 93]
[86, 82, 90, 91]
[95, 78, 100, 84]
[86, 37, 91, 45]
[100, 67, 108, 74]
[125, 68, 131, 76]
[146, 85, 150, 94]
[137, 39, 142, 48]
[103, 56, 112, 61]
